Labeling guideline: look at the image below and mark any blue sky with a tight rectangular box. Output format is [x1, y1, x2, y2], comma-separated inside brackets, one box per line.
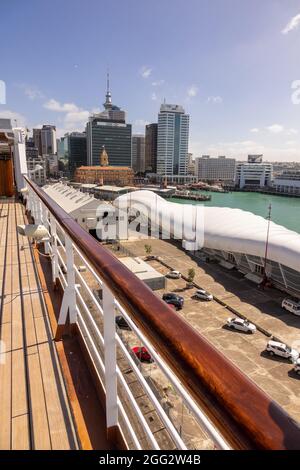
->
[1, 0, 300, 161]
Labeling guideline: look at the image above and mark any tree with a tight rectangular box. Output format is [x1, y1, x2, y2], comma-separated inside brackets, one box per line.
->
[187, 268, 195, 287]
[144, 244, 152, 257]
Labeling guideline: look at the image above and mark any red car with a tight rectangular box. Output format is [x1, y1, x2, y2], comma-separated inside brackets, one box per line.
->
[132, 346, 153, 363]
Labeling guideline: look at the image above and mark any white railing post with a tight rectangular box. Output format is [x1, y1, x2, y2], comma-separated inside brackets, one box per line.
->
[50, 214, 59, 285]
[103, 282, 118, 436]
[55, 235, 77, 340]
[28, 188, 34, 218]
[41, 204, 50, 254]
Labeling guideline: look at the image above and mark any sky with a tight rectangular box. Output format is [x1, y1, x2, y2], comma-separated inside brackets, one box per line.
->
[1, 0, 300, 161]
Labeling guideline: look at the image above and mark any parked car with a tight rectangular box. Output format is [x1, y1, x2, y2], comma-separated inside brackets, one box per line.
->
[227, 317, 256, 334]
[132, 346, 153, 363]
[194, 289, 213, 301]
[115, 315, 131, 330]
[162, 293, 184, 310]
[293, 359, 300, 375]
[282, 298, 300, 316]
[166, 270, 181, 279]
[265, 340, 299, 362]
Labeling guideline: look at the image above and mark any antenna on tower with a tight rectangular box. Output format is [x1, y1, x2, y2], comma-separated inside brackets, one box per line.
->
[106, 67, 110, 94]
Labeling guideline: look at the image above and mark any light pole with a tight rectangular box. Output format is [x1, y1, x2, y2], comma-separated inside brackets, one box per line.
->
[263, 203, 272, 282]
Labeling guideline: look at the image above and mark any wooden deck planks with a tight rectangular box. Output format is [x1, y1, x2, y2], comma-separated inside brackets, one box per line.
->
[0, 200, 77, 450]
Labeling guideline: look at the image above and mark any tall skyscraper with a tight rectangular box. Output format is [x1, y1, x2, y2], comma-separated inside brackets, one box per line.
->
[41, 125, 57, 155]
[59, 132, 87, 176]
[157, 104, 189, 176]
[145, 123, 157, 173]
[33, 125, 57, 156]
[132, 134, 145, 173]
[86, 74, 131, 167]
[33, 128, 42, 155]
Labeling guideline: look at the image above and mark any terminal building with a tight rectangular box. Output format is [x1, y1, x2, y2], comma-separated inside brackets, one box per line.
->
[273, 170, 300, 196]
[116, 190, 300, 299]
[235, 155, 273, 189]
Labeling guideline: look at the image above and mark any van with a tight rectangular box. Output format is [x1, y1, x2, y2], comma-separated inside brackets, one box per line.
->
[282, 298, 300, 316]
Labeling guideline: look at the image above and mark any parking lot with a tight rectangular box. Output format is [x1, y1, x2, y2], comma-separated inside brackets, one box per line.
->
[112, 238, 300, 424]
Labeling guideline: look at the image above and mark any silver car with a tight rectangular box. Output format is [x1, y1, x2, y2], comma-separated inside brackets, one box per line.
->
[227, 317, 256, 333]
[194, 289, 213, 301]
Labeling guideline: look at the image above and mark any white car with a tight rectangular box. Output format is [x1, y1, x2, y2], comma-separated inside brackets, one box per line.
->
[282, 298, 300, 316]
[227, 317, 256, 334]
[266, 340, 299, 362]
[194, 289, 213, 301]
[293, 359, 300, 376]
[166, 270, 181, 279]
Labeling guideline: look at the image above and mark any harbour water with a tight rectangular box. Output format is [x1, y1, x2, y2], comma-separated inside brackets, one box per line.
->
[172, 191, 300, 234]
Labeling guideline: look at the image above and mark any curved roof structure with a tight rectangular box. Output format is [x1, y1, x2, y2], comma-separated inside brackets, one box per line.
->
[115, 190, 300, 273]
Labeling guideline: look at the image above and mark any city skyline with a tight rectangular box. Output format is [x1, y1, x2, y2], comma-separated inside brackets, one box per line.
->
[1, 0, 300, 161]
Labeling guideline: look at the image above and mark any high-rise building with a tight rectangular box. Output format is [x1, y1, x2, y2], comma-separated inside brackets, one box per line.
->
[86, 74, 131, 167]
[196, 155, 236, 182]
[59, 132, 87, 176]
[33, 125, 57, 156]
[33, 128, 42, 155]
[157, 104, 189, 176]
[145, 123, 157, 173]
[41, 125, 57, 155]
[132, 134, 145, 173]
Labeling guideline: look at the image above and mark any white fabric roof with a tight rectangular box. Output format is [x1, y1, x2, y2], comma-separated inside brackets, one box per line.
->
[115, 190, 300, 273]
[42, 183, 103, 214]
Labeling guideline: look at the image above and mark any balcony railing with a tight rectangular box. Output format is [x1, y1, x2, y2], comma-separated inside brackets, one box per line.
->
[23, 175, 300, 450]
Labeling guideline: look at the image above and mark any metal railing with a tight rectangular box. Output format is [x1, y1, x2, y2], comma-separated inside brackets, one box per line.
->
[23, 176, 300, 450]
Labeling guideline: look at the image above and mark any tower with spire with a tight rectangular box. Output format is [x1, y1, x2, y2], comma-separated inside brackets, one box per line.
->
[85, 71, 132, 167]
[100, 145, 109, 166]
[103, 71, 112, 110]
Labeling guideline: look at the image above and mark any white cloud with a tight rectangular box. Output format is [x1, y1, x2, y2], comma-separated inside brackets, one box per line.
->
[0, 109, 26, 127]
[287, 128, 298, 135]
[151, 92, 157, 101]
[152, 80, 164, 87]
[207, 95, 223, 104]
[17, 83, 44, 100]
[282, 13, 300, 34]
[44, 98, 92, 132]
[134, 119, 149, 128]
[250, 128, 259, 133]
[44, 99, 80, 113]
[139, 66, 152, 78]
[25, 86, 44, 100]
[266, 124, 284, 134]
[187, 85, 198, 98]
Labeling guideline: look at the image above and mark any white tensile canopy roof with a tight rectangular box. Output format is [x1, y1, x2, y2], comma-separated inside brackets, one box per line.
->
[115, 190, 300, 273]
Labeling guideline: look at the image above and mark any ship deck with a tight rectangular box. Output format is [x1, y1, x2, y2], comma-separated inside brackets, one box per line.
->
[0, 199, 78, 449]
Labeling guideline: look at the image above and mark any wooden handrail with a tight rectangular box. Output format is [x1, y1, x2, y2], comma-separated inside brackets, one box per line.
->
[24, 176, 300, 450]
